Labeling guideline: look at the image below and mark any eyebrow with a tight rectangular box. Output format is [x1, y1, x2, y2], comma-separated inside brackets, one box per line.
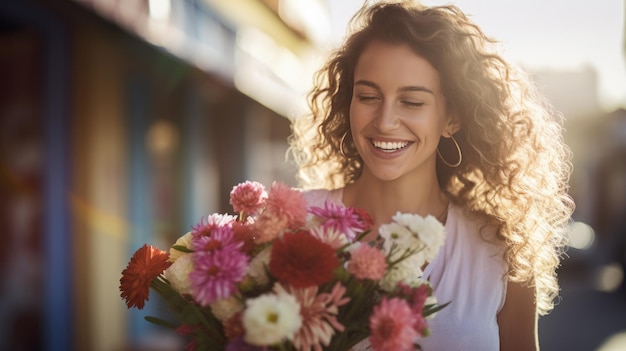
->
[354, 80, 435, 95]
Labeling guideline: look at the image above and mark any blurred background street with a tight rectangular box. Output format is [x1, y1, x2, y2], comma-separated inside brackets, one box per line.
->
[0, 0, 625, 350]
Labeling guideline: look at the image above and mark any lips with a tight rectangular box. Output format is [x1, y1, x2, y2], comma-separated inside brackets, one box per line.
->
[371, 139, 411, 153]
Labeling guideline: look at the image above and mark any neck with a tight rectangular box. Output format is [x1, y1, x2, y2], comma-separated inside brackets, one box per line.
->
[343, 168, 448, 228]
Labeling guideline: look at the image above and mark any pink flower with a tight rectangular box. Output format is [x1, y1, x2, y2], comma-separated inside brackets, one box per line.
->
[190, 248, 249, 306]
[191, 225, 242, 253]
[264, 182, 307, 230]
[192, 213, 236, 238]
[348, 245, 387, 280]
[274, 282, 350, 351]
[252, 212, 289, 244]
[309, 202, 368, 241]
[369, 297, 418, 351]
[396, 283, 430, 335]
[230, 181, 267, 215]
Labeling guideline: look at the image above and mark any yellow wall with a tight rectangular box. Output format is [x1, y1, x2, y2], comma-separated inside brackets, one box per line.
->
[72, 20, 129, 351]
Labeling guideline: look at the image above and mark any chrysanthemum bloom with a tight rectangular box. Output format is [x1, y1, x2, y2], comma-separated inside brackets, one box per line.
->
[242, 292, 302, 346]
[369, 297, 419, 351]
[192, 213, 236, 238]
[379, 255, 424, 292]
[169, 231, 193, 262]
[119, 244, 171, 309]
[191, 225, 242, 253]
[275, 282, 350, 351]
[392, 212, 445, 262]
[190, 248, 249, 306]
[348, 245, 387, 280]
[309, 226, 349, 250]
[396, 282, 430, 335]
[230, 181, 267, 216]
[309, 201, 368, 241]
[164, 253, 194, 295]
[251, 211, 289, 244]
[264, 182, 307, 230]
[269, 231, 339, 288]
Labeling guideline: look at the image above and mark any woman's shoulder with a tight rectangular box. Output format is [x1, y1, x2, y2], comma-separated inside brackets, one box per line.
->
[300, 188, 344, 207]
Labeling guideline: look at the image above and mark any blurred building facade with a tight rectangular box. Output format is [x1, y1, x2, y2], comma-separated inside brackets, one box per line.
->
[0, 0, 329, 350]
[1, 0, 624, 350]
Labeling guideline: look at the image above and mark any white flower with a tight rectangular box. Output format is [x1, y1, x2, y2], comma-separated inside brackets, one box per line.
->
[310, 225, 350, 250]
[412, 215, 446, 262]
[163, 254, 194, 295]
[169, 231, 193, 262]
[379, 222, 418, 259]
[243, 292, 302, 346]
[247, 247, 272, 287]
[379, 254, 424, 292]
[210, 295, 244, 322]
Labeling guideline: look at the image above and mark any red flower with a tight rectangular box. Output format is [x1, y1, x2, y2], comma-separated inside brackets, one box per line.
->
[353, 207, 374, 232]
[119, 244, 171, 309]
[269, 231, 339, 288]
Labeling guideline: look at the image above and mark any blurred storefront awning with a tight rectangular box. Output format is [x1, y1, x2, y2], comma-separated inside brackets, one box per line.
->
[71, 0, 331, 118]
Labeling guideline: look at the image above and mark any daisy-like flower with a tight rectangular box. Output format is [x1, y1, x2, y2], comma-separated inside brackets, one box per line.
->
[392, 212, 445, 262]
[264, 182, 308, 230]
[119, 244, 171, 309]
[242, 292, 302, 346]
[164, 253, 194, 295]
[192, 213, 236, 238]
[309, 226, 349, 250]
[309, 201, 368, 241]
[275, 282, 350, 351]
[230, 181, 267, 216]
[379, 254, 424, 292]
[369, 297, 418, 351]
[190, 248, 249, 306]
[348, 245, 387, 280]
[169, 231, 193, 262]
[269, 231, 339, 288]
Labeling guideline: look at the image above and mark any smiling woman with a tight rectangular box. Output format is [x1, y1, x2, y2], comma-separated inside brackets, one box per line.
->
[289, 1, 575, 350]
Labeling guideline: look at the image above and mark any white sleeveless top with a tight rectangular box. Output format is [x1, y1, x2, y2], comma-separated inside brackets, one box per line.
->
[303, 188, 508, 351]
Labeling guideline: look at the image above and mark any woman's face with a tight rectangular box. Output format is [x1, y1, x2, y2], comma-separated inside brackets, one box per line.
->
[349, 40, 455, 182]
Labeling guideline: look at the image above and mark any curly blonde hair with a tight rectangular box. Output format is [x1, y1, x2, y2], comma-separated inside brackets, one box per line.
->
[288, 0, 574, 315]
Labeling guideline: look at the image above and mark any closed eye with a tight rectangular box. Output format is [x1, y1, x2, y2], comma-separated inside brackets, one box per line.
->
[357, 95, 380, 103]
[401, 101, 424, 108]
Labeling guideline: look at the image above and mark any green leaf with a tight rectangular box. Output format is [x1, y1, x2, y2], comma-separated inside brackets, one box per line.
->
[172, 245, 193, 253]
[144, 316, 177, 329]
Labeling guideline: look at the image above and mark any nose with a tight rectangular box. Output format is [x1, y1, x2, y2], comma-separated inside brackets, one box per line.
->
[372, 101, 400, 132]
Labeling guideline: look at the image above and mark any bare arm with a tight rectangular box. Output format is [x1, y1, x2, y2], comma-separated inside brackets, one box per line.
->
[497, 280, 539, 351]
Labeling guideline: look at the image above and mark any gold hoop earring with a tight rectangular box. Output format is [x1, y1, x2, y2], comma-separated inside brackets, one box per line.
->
[340, 131, 351, 157]
[437, 135, 462, 168]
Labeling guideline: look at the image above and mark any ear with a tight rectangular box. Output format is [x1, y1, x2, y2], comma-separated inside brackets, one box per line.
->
[442, 113, 461, 137]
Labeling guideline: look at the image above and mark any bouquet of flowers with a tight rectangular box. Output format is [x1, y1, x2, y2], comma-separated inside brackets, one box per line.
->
[120, 181, 448, 351]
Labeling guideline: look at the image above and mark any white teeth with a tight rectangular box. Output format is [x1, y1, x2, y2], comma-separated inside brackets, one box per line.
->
[372, 140, 409, 151]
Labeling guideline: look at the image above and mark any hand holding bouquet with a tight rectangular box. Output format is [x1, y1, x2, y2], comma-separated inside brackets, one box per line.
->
[120, 181, 448, 350]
